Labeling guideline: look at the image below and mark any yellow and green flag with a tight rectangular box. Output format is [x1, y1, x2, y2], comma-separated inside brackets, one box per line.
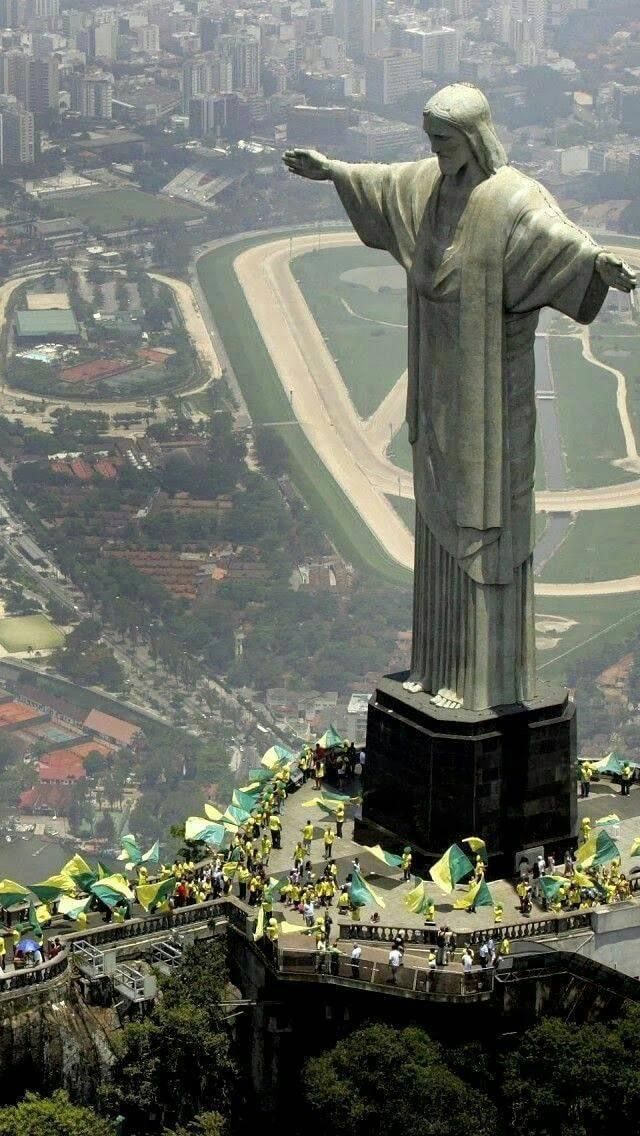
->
[630, 837, 640, 857]
[136, 876, 176, 912]
[29, 872, 75, 902]
[90, 873, 134, 908]
[185, 817, 225, 845]
[429, 845, 474, 894]
[204, 802, 224, 821]
[261, 745, 294, 770]
[57, 895, 91, 921]
[0, 879, 30, 908]
[462, 836, 487, 858]
[350, 868, 386, 910]
[576, 830, 620, 869]
[365, 845, 403, 869]
[453, 878, 493, 909]
[404, 877, 434, 916]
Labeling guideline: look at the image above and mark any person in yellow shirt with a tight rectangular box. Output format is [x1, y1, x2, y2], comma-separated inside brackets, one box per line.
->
[269, 813, 282, 849]
[579, 760, 593, 799]
[401, 848, 412, 881]
[302, 821, 314, 854]
[338, 888, 351, 916]
[266, 917, 279, 944]
[237, 864, 250, 902]
[335, 802, 345, 839]
[323, 827, 334, 860]
[260, 833, 272, 865]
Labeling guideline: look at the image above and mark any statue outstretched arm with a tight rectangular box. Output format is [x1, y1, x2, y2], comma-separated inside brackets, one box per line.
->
[594, 251, 636, 293]
[282, 149, 336, 181]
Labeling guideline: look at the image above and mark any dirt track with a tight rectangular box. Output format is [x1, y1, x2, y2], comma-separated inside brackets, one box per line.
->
[234, 232, 640, 594]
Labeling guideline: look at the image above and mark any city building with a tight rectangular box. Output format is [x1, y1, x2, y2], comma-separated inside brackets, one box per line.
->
[0, 50, 58, 113]
[136, 24, 160, 55]
[285, 104, 350, 146]
[70, 71, 113, 120]
[334, 0, 376, 59]
[0, 102, 34, 164]
[405, 27, 459, 77]
[78, 20, 118, 63]
[0, 0, 25, 28]
[365, 49, 423, 105]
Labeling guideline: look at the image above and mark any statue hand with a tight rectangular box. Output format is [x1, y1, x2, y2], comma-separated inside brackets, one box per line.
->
[595, 252, 637, 293]
[282, 148, 332, 181]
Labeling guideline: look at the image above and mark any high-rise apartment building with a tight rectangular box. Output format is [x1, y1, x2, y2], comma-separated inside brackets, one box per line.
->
[365, 49, 422, 105]
[29, 0, 59, 19]
[78, 20, 118, 63]
[406, 27, 459, 76]
[0, 50, 58, 113]
[0, 0, 25, 28]
[70, 71, 113, 119]
[136, 24, 160, 54]
[334, 0, 376, 58]
[0, 102, 35, 164]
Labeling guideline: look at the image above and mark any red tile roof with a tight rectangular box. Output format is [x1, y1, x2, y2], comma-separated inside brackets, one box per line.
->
[38, 751, 86, 782]
[83, 709, 141, 745]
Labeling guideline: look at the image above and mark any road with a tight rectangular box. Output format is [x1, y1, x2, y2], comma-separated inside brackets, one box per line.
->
[233, 231, 640, 593]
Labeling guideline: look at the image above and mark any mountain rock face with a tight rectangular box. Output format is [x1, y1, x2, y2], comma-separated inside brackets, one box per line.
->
[0, 980, 117, 1105]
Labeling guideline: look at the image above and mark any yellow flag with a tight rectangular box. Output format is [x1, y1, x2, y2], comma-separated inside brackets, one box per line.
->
[204, 802, 223, 821]
[278, 920, 306, 935]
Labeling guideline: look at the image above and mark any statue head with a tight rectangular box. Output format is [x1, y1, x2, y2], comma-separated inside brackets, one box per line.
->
[423, 84, 507, 177]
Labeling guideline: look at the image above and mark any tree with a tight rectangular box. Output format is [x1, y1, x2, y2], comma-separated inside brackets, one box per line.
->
[502, 1013, 640, 1136]
[94, 811, 116, 843]
[0, 1091, 115, 1136]
[302, 1024, 499, 1136]
[103, 944, 236, 1134]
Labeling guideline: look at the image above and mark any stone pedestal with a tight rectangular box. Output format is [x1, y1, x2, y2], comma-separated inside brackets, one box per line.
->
[355, 673, 577, 876]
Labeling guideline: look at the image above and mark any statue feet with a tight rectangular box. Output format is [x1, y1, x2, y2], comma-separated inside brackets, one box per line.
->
[402, 679, 425, 694]
[431, 688, 463, 710]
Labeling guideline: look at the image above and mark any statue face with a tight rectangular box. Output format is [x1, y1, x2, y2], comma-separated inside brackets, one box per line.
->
[423, 117, 473, 177]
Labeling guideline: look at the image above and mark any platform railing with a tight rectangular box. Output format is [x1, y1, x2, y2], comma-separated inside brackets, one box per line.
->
[276, 948, 494, 997]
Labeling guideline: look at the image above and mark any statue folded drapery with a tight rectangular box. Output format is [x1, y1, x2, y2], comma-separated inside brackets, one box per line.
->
[284, 85, 634, 711]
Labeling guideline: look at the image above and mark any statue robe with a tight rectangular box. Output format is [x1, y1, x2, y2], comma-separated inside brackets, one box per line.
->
[331, 156, 607, 709]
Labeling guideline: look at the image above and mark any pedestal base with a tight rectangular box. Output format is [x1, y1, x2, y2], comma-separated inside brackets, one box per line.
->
[356, 673, 577, 876]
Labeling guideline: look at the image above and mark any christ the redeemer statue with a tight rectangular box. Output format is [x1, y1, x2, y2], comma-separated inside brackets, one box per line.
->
[284, 84, 636, 712]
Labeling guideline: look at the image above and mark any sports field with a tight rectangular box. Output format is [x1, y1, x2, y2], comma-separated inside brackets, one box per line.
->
[50, 189, 202, 228]
[0, 614, 64, 652]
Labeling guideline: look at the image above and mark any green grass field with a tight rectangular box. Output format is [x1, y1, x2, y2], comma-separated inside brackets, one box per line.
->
[0, 614, 64, 652]
[292, 246, 407, 418]
[197, 236, 411, 587]
[589, 325, 640, 445]
[550, 336, 634, 489]
[536, 593, 640, 684]
[387, 494, 415, 535]
[538, 508, 640, 584]
[50, 189, 202, 228]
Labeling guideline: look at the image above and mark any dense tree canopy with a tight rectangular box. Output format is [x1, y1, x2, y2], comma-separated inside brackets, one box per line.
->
[0, 1092, 115, 1136]
[303, 1024, 500, 1136]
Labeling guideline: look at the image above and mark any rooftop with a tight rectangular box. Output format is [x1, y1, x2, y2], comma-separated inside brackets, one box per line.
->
[15, 310, 80, 338]
[83, 708, 141, 746]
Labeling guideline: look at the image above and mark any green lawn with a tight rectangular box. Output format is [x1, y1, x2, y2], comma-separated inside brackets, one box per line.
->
[0, 614, 64, 652]
[538, 508, 640, 584]
[387, 494, 415, 535]
[50, 189, 202, 228]
[197, 236, 411, 587]
[292, 246, 407, 418]
[389, 421, 412, 472]
[550, 336, 634, 489]
[536, 593, 640, 685]
[589, 326, 640, 447]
